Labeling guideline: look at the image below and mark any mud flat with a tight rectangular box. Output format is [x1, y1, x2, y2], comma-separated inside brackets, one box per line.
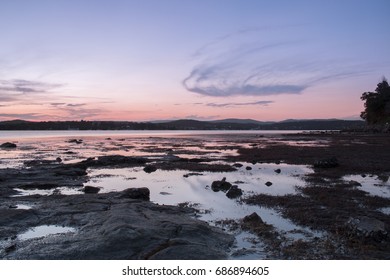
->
[1, 131, 389, 259]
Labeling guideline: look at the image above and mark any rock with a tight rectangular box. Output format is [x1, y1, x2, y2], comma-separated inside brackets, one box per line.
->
[143, 165, 157, 173]
[56, 157, 62, 163]
[211, 177, 232, 192]
[0, 192, 233, 260]
[265, 181, 273, 187]
[83, 186, 100, 194]
[226, 185, 243, 199]
[243, 212, 264, 225]
[245, 166, 252, 170]
[1, 142, 17, 149]
[183, 173, 203, 178]
[121, 187, 150, 201]
[5, 244, 16, 254]
[346, 216, 387, 240]
[233, 163, 243, 168]
[67, 139, 83, 144]
[313, 157, 339, 168]
[274, 168, 281, 174]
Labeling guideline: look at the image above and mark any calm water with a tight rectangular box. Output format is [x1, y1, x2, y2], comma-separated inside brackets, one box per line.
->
[0, 129, 310, 140]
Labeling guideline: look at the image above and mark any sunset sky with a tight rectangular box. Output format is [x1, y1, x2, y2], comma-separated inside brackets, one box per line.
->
[1, 0, 389, 122]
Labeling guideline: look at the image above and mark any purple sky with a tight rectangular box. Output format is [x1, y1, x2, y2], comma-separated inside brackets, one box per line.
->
[0, 0, 389, 121]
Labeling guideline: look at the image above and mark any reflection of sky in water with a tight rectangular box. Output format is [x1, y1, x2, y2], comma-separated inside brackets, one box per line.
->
[85, 163, 317, 237]
[18, 225, 76, 241]
[343, 174, 390, 198]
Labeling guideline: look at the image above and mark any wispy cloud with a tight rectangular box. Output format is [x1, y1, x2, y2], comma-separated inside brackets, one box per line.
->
[0, 113, 47, 120]
[0, 79, 63, 105]
[206, 100, 273, 107]
[183, 27, 370, 97]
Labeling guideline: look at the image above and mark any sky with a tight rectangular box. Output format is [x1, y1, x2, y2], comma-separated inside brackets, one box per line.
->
[0, 0, 389, 122]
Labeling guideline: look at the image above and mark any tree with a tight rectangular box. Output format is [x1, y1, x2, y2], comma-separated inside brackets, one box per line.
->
[360, 77, 390, 125]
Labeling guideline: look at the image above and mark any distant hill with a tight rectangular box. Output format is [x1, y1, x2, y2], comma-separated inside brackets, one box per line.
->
[0, 118, 365, 131]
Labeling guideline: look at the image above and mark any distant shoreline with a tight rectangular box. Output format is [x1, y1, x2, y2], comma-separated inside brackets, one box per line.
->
[0, 119, 365, 131]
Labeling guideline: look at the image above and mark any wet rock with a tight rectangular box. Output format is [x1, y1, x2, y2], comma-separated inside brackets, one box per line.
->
[346, 216, 387, 240]
[92, 155, 147, 167]
[211, 177, 232, 192]
[183, 173, 203, 178]
[233, 163, 243, 168]
[83, 186, 100, 194]
[0, 192, 233, 259]
[56, 157, 62, 163]
[143, 165, 157, 173]
[274, 168, 281, 174]
[313, 157, 339, 168]
[226, 185, 243, 199]
[243, 212, 264, 225]
[245, 166, 252, 170]
[5, 244, 16, 254]
[1, 142, 17, 149]
[67, 139, 83, 144]
[121, 187, 150, 201]
[18, 182, 60, 190]
[265, 181, 273, 187]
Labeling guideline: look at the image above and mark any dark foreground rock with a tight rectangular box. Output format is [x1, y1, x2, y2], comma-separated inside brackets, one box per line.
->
[1, 142, 17, 148]
[211, 177, 232, 192]
[0, 189, 233, 260]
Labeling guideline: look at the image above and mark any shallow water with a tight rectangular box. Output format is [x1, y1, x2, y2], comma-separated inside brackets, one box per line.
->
[18, 225, 76, 241]
[343, 174, 390, 198]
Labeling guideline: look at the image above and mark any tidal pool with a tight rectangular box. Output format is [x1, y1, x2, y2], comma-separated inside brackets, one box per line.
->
[18, 225, 76, 241]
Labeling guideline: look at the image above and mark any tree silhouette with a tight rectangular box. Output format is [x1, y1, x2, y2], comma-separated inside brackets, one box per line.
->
[360, 77, 390, 125]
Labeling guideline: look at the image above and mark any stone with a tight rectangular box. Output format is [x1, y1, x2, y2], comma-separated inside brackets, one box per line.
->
[211, 177, 232, 192]
[274, 168, 281, 174]
[83, 186, 100, 194]
[143, 165, 157, 173]
[265, 181, 273, 187]
[67, 139, 83, 144]
[245, 166, 252, 170]
[0, 142, 17, 148]
[243, 212, 264, 225]
[226, 185, 243, 199]
[233, 163, 243, 168]
[121, 187, 150, 201]
[346, 216, 387, 240]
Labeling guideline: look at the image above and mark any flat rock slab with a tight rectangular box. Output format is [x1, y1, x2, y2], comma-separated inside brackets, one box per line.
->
[0, 191, 233, 260]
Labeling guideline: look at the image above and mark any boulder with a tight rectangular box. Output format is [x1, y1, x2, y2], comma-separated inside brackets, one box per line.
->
[226, 185, 243, 199]
[211, 177, 232, 192]
[245, 166, 252, 170]
[143, 165, 157, 173]
[265, 181, 273, 187]
[346, 216, 387, 240]
[274, 168, 281, 174]
[83, 186, 100, 194]
[121, 187, 150, 201]
[243, 212, 264, 225]
[1, 142, 17, 149]
[233, 163, 243, 168]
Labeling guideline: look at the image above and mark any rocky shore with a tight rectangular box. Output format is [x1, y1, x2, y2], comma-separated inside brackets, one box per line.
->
[1, 132, 389, 259]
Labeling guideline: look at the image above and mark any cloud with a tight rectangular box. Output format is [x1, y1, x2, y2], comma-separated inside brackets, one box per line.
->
[0, 113, 45, 120]
[206, 100, 274, 107]
[183, 27, 370, 97]
[0, 79, 63, 105]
